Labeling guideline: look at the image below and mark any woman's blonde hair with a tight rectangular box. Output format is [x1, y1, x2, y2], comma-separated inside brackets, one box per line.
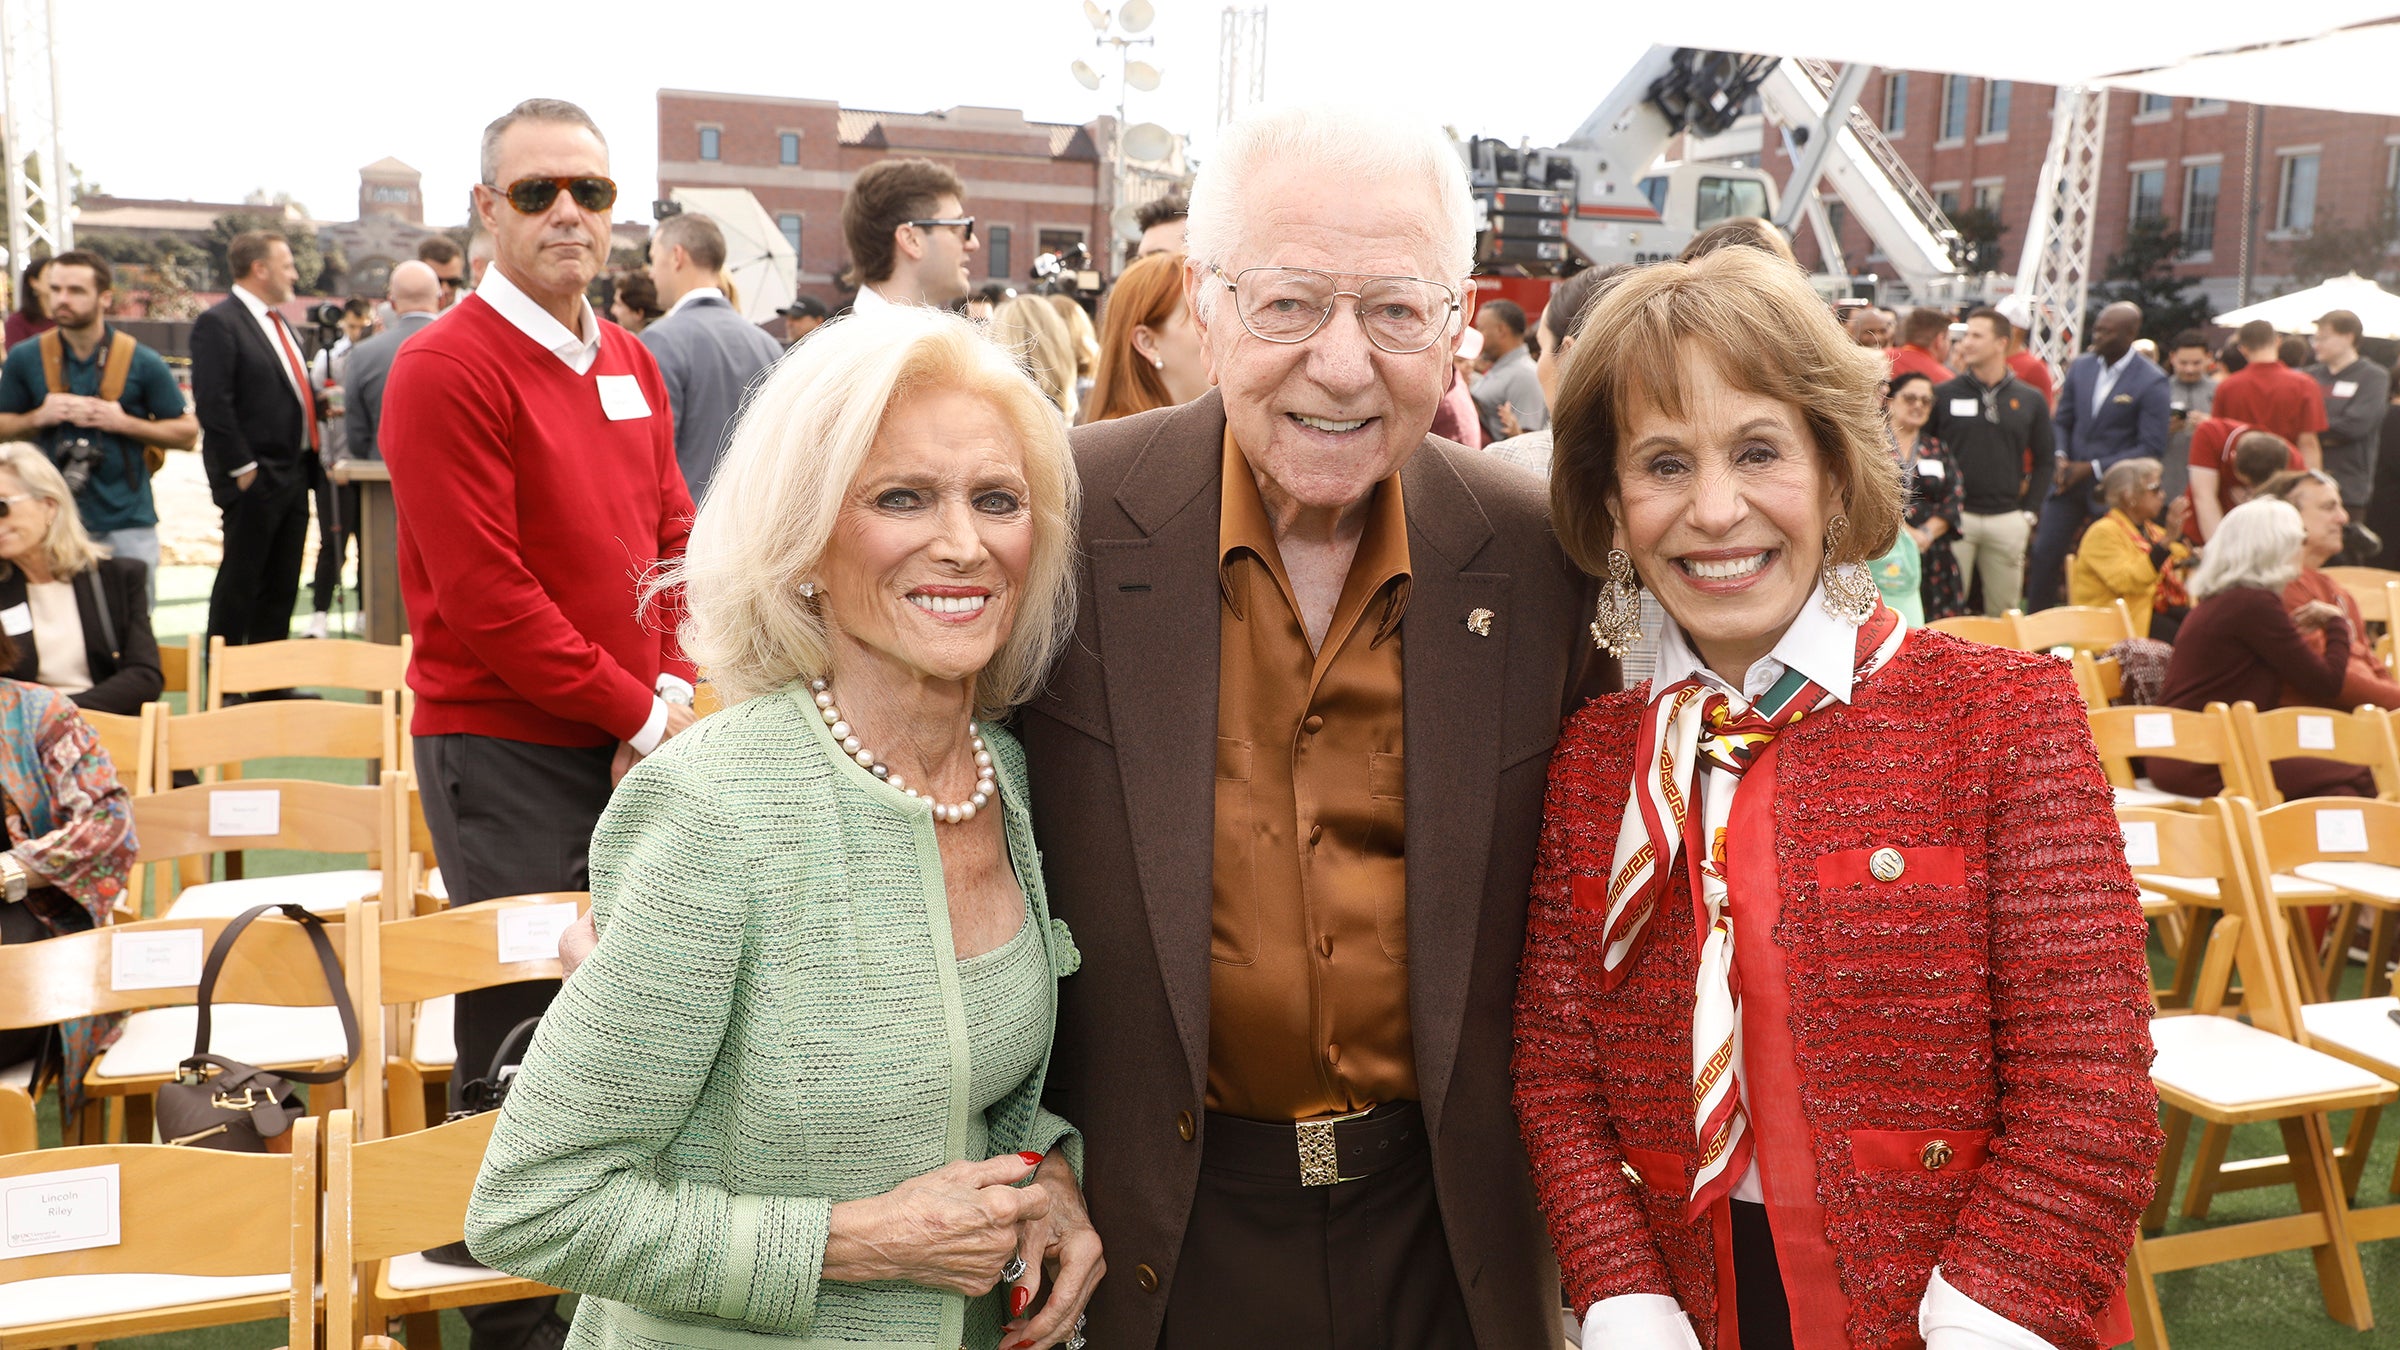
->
[0, 442, 106, 579]
[2188, 497, 2304, 602]
[1549, 246, 1904, 577]
[1045, 293, 1100, 379]
[651, 306, 1081, 717]
[989, 296, 1080, 422]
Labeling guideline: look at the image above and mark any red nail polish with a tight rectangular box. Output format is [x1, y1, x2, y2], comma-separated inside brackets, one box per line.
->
[1011, 1342, 1035, 1349]
[1018, 1150, 1045, 1165]
[1010, 1286, 1032, 1317]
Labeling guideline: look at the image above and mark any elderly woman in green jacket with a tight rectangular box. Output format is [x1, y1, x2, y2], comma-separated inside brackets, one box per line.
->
[466, 305, 1100, 1350]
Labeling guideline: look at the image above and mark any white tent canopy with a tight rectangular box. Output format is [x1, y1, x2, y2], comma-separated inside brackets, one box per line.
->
[665, 187, 798, 325]
[2100, 18, 2400, 118]
[2214, 274, 2400, 339]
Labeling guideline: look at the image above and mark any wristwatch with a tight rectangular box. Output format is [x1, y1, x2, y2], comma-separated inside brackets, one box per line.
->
[0, 853, 28, 904]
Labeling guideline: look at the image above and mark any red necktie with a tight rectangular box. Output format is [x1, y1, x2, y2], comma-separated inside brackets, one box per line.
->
[266, 311, 319, 452]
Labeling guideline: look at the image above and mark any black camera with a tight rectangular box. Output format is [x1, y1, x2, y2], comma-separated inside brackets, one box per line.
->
[55, 431, 105, 493]
[308, 301, 346, 331]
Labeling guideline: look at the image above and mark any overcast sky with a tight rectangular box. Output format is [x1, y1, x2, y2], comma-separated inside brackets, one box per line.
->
[58, 2, 2376, 232]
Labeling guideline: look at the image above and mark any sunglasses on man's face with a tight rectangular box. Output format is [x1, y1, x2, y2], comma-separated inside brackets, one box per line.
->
[439, 274, 470, 290]
[495, 175, 618, 215]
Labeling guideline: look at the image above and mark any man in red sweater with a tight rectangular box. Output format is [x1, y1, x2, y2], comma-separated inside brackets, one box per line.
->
[379, 97, 694, 1350]
[2213, 318, 2327, 469]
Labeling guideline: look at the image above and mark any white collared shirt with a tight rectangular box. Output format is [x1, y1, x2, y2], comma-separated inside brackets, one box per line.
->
[1649, 579, 1862, 707]
[660, 285, 723, 320]
[475, 262, 603, 375]
[851, 283, 894, 311]
[2090, 347, 2140, 416]
[232, 283, 312, 410]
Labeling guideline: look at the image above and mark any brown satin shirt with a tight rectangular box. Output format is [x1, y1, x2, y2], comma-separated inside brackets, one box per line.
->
[1210, 429, 1417, 1121]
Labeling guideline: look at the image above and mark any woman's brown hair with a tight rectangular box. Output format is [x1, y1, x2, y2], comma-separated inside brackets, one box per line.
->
[1549, 245, 1903, 577]
[1086, 251, 1188, 423]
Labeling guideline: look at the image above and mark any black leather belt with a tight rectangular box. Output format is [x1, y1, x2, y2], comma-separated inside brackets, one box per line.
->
[1201, 1100, 1426, 1187]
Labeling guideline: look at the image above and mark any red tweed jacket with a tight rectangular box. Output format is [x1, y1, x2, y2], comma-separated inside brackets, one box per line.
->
[1513, 629, 2162, 1350]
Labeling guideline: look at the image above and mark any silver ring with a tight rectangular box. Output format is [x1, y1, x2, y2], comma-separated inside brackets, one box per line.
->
[999, 1255, 1026, 1284]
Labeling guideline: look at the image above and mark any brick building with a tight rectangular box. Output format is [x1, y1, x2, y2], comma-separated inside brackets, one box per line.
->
[1772, 74, 2400, 313]
[656, 90, 1112, 310]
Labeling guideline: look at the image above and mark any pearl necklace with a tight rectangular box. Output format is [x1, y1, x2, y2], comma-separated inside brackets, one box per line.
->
[811, 678, 997, 824]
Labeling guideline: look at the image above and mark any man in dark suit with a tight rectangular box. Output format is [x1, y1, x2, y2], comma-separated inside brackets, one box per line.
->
[638, 211, 783, 502]
[2025, 300, 2170, 610]
[345, 259, 441, 463]
[1016, 106, 1614, 1350]
[191, 229, 326, 653]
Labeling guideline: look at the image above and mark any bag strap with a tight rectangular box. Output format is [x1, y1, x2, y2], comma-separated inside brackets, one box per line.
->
[187, 902, 361, 1085]
[98, 331, 137, 404]
[36, 331, 63, 395]
[485, 1015, 542, 1082]
[78, 568, 118, 661]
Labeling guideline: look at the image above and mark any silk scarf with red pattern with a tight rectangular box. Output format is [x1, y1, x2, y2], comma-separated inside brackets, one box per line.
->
[1595, 603, 1905, 1220]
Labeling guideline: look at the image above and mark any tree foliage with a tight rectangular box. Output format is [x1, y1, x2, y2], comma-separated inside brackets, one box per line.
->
[2286, 202, 2400, 288]
[204, 211, 331, 293]
[2091, 218, 2213, 342]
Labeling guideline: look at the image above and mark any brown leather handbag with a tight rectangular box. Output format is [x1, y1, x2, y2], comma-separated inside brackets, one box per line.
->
[155, 902, 360, 1152]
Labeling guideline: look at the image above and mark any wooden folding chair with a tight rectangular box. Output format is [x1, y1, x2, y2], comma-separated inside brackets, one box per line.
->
[2228, 702, 2400, 994]
[0, 1120, 316, 1348]
[206, 635, 411, 710]
[324, 1106, 562, 1350]
[2137, 798, 2394, 1334]
[155, 633, 201, 710]
[139, 774, 400, 925]
[2068, 649, 2125, 711]
[2323, 566, 2400, 680]
[2010, 599, 2137, 655]
[68, 903, 379, 1146]
[79, 704, 158, 799]
[2121, 801, 2238, 1013]
[365, 893, 587, 1136]
[2091, 704, 2254, 811]
[1926, 614, 2019, 646]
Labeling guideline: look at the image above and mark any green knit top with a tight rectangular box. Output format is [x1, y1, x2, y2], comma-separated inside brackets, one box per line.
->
[465, 683, 1084, 1350]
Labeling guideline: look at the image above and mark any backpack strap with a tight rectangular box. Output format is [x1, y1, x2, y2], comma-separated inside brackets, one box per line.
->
[98, 331, 138, 403]
[36, 330, 63, 395]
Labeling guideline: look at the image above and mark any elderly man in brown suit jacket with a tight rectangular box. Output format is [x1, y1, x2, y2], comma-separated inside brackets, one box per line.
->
[1019, 105, 1615, 1350]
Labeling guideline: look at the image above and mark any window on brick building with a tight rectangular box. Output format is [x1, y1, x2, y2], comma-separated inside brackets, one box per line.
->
[1935, 187, 1959, 217]
[1981, 81, 2011, 136]
[1882, 74, 1908, 136]
[987, 224, 1012, 279]
[1939, 75, 1969, 141]
[1974, 182, 2003, 216]
[780, 133, 800, 166]
[1038, 228, 1086, 261]
[2192, 97, 2227, 114]
[779, 214, 802, 256]
[1822, 199, 1848, 250]
[699, 127, 720, 161]
[2387, 144, 2400, 217]
[2138, 93, 2173, 117]
[2130, 169, 2166, 229]
[2278, 152, 2319, 233]
[2182, 163, 2220, 255]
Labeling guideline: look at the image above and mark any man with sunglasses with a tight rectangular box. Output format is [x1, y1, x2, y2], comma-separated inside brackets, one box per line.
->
[379, 97, 695, 1350]
[417, 235, 470, 311]
[1016, 105, 1613, 1350]
[839, 157, 980, 309]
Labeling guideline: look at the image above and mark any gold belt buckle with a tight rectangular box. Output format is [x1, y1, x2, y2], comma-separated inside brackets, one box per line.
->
[1296, 1107, 1372, 1187]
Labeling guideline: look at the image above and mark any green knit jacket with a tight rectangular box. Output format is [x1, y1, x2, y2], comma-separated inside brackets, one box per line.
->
[465, 685, 1084, 1350]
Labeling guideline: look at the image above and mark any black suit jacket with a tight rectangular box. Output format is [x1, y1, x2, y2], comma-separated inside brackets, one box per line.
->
[1, 556, 162, 714]
[190, 293, 324, 507]
[1019, 390, 1616, 1349]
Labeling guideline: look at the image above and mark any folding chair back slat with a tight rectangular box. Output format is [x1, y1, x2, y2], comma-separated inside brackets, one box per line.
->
[156, 633, 201, 709]
[375, 893, 587, 1007]
[2089, 704, 2252, 798]
[81, 704, 158, 796]
[2230, 702, 2400, 805]
[2010, 600, 2136, 654]
[1926, 614, 2019, 647]
[157, 697, 399, 780]
[207, 635, 411, 709]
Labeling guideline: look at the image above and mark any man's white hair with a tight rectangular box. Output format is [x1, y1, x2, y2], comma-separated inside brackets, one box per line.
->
[2188, 497, 2305, 601]
[1185, 104, 1476, 317]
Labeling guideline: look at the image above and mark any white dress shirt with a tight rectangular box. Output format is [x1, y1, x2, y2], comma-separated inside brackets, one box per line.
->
[851, 282, 894, 311]
[228, 283, 314, 480]
[472, 263, 691, 753]
[660, 284, 724, 320]
[2089, 347, 2140, 416]
[1581, 586, 2052, 1350]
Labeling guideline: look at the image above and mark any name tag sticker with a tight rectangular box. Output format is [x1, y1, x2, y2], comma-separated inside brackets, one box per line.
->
[1949, 398, 1979, 417]
[2, 1164, 119, 1260]
[2335, 380, 2360, 399]
[1915, 458, 1947, 479]
[2297, 715, 2337, 750]
[2122, 820, 2161, 868]
[2133, 712, 2177, 749]
[0, 604, 27, 636]
[2319, 807, 2370, 854]
[596, 375, 651, 421]
[207, 789, 281, 838]
[496, 901, 580, 965]
[111, 929, 203, 991]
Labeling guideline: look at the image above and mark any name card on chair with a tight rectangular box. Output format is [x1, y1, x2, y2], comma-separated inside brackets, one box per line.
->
[2318, 808, 2371, 854]
[2297, 715, 2337, 750]
[111, 929, 205, 991]
[2132, 713, 2177, 749]
[1, 1164, 119, 1260]
[2121, 820, 2161, 868]
[208, 789, 282, 838]
[497, 902, 580, 965]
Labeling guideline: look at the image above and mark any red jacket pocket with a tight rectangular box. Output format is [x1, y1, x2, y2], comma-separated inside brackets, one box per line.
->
[1815, 845, 1967, 890]
[1848, 1126, 1995, 1176]
[1571, 873, 1611, 915]
[1619, 1144, 1687, 1193]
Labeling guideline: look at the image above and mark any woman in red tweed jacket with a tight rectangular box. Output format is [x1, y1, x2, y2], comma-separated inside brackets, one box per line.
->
[1514, 249, 2162, 1350]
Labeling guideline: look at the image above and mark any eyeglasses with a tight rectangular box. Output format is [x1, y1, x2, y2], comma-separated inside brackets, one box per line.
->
[1893, 393, 1933, 407]
[490, 175, 618, 215]
[439, 274, 470, 290]
[1213, 266, 1461, 355]
[0, 494, 38, 517]
[908, 217, 977, 244]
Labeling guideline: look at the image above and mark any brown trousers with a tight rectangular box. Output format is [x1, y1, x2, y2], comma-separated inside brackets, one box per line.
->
[1160, 1108, 1476, 1350]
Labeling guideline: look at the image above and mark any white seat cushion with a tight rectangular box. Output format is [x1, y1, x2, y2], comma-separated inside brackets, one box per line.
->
[2150, 1014, 2393, 1109]
[2135, 872, 2340, 901]
[412, 995, 456, 1068]
[2138, 888, 2177, 918]
[0, 1272, 288, 1327]
[426, 867, 447, 902]
[166, 870, 383, 919]
[0, 1059, 31, 1091]
[2300, 997, 2400, 1075]
[384, 1252, 503, 1292]
[2293, 861, 2400, 902]
[2115, 786, 2199, 810]
[91, 1005, 350, 1081]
